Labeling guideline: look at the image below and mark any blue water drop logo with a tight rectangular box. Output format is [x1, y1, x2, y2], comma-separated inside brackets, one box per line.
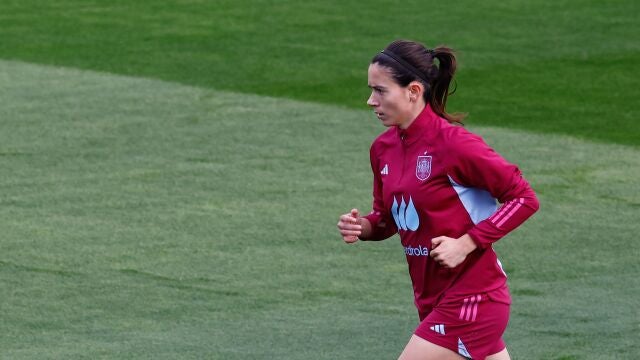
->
[405, 196, 419, 231]
[391, 197, 400, 231]
[398, 197, 407, 230]
[391, 195, 420, 232]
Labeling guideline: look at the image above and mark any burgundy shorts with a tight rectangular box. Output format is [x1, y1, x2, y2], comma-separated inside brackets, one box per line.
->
[414, 293, 509, 359]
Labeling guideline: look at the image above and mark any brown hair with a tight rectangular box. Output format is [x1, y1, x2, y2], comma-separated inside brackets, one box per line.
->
[372, 39, 465, 124]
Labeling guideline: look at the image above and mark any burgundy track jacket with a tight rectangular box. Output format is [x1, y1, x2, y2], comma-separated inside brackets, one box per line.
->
[363, 104, 539, 320]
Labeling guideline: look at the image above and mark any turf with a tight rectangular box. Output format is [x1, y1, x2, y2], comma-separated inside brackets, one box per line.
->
[0, 0, 638, 145]
[1, 60, 638, 359]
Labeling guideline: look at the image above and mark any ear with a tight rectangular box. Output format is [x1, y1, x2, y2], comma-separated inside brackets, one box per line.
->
[407, 81, 424, 102]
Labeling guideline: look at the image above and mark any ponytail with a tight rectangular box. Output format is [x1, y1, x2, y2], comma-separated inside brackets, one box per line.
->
[429, 47, 465, 124]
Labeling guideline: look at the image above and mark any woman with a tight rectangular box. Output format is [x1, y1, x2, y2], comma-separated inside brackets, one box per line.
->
[337, 40, 539, 360]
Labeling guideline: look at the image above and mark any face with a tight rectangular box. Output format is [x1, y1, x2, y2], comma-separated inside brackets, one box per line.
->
[367, 63, 416, 128]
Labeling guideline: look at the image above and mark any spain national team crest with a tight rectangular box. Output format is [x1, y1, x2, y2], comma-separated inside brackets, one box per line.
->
[416, 155, 432, 181]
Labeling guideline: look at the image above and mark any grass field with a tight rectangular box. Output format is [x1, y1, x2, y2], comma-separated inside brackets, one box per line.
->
[0, 1, 638, 359]
[1, 60, 638, 359]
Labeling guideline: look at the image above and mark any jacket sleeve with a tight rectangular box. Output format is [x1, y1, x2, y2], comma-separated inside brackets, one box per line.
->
[362, 144, 398, 241]
[447, 130, 539, 249]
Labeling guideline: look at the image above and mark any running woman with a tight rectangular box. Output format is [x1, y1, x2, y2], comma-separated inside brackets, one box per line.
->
[337, 40, 539, 360]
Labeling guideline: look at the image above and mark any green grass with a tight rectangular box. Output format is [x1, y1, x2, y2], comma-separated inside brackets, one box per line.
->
[0, 0, 638, 145]
[1, 60, 638, 359]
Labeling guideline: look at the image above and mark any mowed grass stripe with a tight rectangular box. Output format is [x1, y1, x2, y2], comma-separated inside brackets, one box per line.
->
[0, 60, 638, 359]
[0, 0, 638, 146]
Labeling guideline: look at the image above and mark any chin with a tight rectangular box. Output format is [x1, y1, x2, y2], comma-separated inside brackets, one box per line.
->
[381, 119, 397, 127]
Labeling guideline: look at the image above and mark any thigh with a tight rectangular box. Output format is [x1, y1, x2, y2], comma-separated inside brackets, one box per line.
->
[486, 347, 510, 360]
[398, 335, 465, 360]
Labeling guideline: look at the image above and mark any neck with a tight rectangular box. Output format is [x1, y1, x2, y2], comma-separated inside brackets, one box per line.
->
[398, 102, 427, 129]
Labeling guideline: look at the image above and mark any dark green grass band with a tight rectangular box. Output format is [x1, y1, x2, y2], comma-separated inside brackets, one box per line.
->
[0, 0, 637, 146]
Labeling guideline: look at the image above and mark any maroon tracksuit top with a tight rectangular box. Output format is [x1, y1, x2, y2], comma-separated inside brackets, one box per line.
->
[363, 104, 539, 320]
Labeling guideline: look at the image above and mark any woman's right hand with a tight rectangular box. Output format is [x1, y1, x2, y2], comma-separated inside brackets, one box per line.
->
[337, 209, 362, 243]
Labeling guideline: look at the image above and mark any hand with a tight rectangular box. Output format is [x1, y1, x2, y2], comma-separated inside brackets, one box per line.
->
[337, 209, 362, 243]
[429, 234, 477, 268]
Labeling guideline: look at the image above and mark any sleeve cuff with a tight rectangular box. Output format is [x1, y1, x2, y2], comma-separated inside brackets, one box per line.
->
[467, 228, 491, 249]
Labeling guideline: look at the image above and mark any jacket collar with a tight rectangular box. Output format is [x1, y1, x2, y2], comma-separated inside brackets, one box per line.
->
[396, 104, 439, 145]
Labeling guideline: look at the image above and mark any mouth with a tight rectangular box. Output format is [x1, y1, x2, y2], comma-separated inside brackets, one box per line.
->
[374, 111, 385, 119]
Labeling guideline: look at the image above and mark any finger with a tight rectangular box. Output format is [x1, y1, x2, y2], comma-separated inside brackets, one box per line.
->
[344, 236, 359, 243]
[431, 237, 445, 249]
[338, 222, 362, 231]
[431, 236, 444, 245]
[339, 227, 362, 235]
[435, 258, 449, 268]
[340, 214, 359, 224]
[340, 229, 362, 236]
[350, 208, 360, 218]
[445, 260, 458, 269]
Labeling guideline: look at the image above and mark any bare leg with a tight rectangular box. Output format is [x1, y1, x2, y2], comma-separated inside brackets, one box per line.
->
[486, 347, 510, 360]
[398, 335, 465, 360]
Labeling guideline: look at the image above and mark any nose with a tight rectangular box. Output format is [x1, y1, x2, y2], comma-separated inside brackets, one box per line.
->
[367, 92, 378, 107]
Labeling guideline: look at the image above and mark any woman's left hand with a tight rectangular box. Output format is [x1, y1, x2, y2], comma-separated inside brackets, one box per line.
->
[429, 234, 478, 268]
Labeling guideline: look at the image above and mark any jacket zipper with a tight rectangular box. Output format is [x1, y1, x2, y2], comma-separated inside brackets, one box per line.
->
[400, 133, 407, 183]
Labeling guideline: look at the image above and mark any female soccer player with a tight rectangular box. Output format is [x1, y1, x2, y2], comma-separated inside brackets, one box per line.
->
[337, 40, 539, 360]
